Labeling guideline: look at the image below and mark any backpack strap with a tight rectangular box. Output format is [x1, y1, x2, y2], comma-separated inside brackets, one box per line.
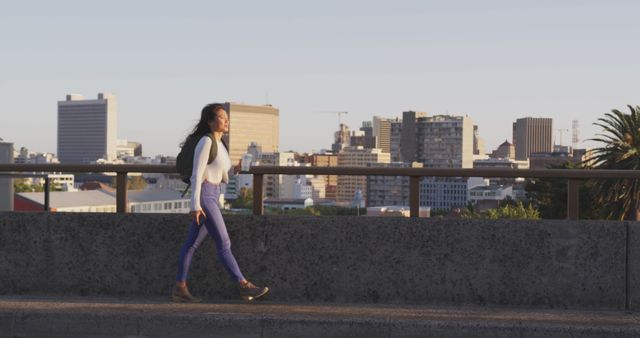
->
[207, 133, 217, 164]
[181, 183, 191, 198]
[206, 133, 229, 164]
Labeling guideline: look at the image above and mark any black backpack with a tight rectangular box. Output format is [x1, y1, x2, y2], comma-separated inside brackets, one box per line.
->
[176, 133, 228, 196]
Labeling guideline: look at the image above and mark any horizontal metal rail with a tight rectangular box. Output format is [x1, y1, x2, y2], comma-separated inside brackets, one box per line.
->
[1, 164, 638, 218]
[249, 166, 640, 179]
[0, 164, 175, 213]
[248, 166, 640, 218]
[0, 173, 50, 211]
[0, 164, 175, 173]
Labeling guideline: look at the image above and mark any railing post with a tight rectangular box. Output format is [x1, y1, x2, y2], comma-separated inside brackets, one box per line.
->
[567, 179, 579, 220]
[44, 175, 50, 211]
[410, 176, 420, 218]
[253, 173, 264, 215]
[116, 172, 128, 213]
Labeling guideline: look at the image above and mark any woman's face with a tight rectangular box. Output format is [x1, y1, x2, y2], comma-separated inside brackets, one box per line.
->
[209, 109, 229, 133]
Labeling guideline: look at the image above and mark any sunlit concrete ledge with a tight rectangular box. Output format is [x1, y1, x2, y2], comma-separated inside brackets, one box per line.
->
[1, 296, 640, 338]
[0, 212, 639, 311]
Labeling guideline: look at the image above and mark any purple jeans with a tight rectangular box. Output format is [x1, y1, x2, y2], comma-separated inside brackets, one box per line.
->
[176, 181, 245, 283]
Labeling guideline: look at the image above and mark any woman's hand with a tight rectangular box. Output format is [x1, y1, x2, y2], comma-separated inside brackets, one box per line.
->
[189, 209, 206, 225]
[233, 160, 242, 175]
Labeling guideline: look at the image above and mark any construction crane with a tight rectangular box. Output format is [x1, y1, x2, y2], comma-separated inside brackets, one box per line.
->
[315, 111, 349, 125]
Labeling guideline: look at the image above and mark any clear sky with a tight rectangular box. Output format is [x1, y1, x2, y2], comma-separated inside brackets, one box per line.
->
[1, 0, 639, 157]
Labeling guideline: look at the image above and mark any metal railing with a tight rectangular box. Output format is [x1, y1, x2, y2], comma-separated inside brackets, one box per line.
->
[0, 164, 174, 213]
[2, 163, 640, 219]
[0, 173, 51, 210]
[249, 166, 640, 219]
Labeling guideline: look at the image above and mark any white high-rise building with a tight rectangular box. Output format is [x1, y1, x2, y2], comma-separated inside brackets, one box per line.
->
[256, 152, 295, 199]
[57, 93, 118, 164]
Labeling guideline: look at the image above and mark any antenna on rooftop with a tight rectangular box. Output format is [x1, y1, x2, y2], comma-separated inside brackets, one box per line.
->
[314, 111, 349, 125]
[556, 128, 569, 146]
[572, 120, 580, 148]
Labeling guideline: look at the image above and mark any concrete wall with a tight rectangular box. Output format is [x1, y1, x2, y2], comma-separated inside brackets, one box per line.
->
[0, 143, 13, 211]
[0, 213, 634, 310]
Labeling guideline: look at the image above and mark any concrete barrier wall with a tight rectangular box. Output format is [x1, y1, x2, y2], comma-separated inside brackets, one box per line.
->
[0, 212, 634, 310]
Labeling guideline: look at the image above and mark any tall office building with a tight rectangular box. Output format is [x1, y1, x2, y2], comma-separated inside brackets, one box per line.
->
[311, 153, 338, 200]
[224, 102, 279, 164]
[336, 147, 390, 204]
[400, 111, 426, 162]
[390, 118, 403, 162]
[513, 117, 553, 160]
[372, 116, 393, 154]
[415, 115, 475, 210]
[57, 93, 117, 164]
[366, 161, 423, 207]
[416, 115, 475, 169]
[473, 125, 485, 155]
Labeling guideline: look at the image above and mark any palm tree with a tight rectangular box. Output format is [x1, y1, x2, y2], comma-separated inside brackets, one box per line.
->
[588, 105, 640, 220]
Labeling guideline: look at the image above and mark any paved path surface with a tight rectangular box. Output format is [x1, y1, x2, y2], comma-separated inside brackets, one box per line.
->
[1, 296, 640, 337]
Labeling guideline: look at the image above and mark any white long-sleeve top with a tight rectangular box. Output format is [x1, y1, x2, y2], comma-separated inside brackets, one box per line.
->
[190, 135, 232, 211]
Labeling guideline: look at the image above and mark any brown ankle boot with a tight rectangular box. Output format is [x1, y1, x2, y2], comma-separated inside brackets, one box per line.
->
[172, 285, 202, 303]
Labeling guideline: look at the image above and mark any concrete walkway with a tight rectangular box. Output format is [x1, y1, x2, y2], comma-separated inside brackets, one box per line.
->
[1, 296, 640, 337]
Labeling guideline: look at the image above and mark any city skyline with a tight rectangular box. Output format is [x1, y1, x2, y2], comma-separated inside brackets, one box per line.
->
[2, 1, 639, 156]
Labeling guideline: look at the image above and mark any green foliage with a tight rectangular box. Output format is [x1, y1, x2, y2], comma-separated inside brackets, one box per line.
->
[13, 178, 64, 193]
[128, 176, 148, 190]
[265, 205, 360, 216]
[308, 205, 359, 216]
[524, 162, 601, 219]
[485, 202, 540, 219]
[429, 208, 451, 218]
[231, 187, 253, 209]
[14, 179, 44, 192]
[461, 201, 540, 219]
[587, 105, 640, 220]
[109, 176, 148, 190]
[127, 176, 147, 190]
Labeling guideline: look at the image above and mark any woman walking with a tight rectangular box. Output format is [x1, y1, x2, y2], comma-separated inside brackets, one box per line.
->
[173, 103, 269, 302]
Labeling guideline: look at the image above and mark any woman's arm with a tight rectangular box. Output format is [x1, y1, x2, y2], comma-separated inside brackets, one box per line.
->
[190, 136, 212, 212]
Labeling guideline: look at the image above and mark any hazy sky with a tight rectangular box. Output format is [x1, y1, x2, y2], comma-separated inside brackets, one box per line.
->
[1, 0, 639, 157]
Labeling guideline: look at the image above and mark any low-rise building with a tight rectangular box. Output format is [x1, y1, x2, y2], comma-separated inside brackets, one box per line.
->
[366, 206, 430, 217]
[264, 198, 313, 210]
[15, 188, 190, 213]
[468, 185, 514, 211]
[15, 190, 117, 212]
[420, 177, 470, 210]
[529, 151, 580, 169]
